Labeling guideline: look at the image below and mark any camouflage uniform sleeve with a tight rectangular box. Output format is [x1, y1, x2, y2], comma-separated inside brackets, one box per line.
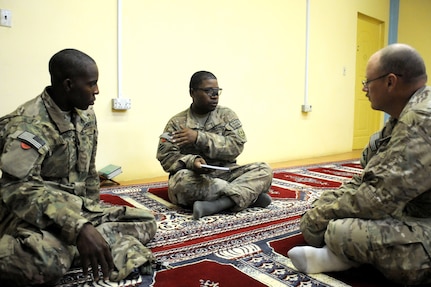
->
[195, 108, 246, 161]
[301, 115, 431, 247]
[156, 115, 199, 174]
[0, 120, 90, 245]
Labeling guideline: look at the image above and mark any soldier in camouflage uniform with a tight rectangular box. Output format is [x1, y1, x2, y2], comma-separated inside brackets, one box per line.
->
[0, 49, 157, 286]
[157, 71, 273, 219]
[288, 44, 431, 285]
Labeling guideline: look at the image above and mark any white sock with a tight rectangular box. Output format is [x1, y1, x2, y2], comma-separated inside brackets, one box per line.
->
[287, 245, 356, 274]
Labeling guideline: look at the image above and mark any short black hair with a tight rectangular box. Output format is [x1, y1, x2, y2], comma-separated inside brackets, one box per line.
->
[48, 48, 96, 85]
[189, 71, 217, 91]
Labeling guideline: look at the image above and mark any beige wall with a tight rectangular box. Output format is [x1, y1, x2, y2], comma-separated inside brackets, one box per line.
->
[0, 0, 392, 181]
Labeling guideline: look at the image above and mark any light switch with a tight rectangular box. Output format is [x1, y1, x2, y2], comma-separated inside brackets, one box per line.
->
[0, 9, 12, 27]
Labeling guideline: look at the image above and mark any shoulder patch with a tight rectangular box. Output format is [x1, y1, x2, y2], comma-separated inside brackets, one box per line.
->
[229, 119, 242, 130]
[160, 132, 173, 143]
[237, 128, 246, 140]
[17, 131, 45, 150]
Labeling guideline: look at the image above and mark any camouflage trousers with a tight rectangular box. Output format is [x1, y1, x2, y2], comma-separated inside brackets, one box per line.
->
[0, 205, 157, 286]
[325, 217, 431, 285]
[168, 162, 273, 210]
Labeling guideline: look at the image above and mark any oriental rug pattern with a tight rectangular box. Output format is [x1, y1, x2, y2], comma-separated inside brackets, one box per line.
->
[55, 160, 364, 287]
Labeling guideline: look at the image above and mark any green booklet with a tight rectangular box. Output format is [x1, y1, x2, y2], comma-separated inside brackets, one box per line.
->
[99, 164, 122, 179]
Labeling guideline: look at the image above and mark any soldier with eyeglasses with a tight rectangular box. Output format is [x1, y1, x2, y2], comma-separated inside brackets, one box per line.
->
[157, 71, 273, 219]
[289, 43, 431, 285]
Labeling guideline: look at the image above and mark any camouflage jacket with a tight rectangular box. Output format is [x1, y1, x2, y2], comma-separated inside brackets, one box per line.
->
[157, 105, 247, 175]
[301, 86, 431, 246]
[0, 87, 100, 244]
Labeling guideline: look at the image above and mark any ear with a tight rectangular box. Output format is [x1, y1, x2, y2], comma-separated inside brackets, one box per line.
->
[386, 73, 398, 91]
[63, 78, 73, 92]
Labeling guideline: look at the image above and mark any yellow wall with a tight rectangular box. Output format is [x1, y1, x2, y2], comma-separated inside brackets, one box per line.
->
[398, 0, 431, 70]
[0, 0, 391, 181]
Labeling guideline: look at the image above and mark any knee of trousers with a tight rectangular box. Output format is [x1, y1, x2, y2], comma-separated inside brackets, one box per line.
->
[168, 170, 191, 203]
[248, 162, 273, 188]
[324, 218, 371, 263]
[256, 162, 273, 176]
[168, 169, 196, 190]
[0, 234, 70, 285]
[260, 162, 274, 185]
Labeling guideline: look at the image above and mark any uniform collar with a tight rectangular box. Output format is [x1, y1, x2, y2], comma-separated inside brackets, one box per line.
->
[187, 105, 221, 129]
[42, 87, 76, 133]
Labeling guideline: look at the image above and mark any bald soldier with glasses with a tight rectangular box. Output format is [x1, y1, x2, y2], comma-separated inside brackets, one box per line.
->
[288, 43, 431, 285]
[157, 71, 273, 219]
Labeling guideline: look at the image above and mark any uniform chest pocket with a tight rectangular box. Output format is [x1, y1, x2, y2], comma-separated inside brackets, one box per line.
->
[41, 143, 69, 178]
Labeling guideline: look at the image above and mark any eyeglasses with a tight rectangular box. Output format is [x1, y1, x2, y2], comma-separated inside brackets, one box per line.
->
[362, 73, 402, 88]
[194, 87, 223, 96]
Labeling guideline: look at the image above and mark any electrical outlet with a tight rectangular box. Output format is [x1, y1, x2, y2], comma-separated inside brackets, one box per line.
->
[301, 104, 312, 112]
[0, 9, 12, 27]
[112, 98, 131, 110]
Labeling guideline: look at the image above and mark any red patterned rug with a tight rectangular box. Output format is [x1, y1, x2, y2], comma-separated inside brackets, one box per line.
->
[55, 160, 416, 287]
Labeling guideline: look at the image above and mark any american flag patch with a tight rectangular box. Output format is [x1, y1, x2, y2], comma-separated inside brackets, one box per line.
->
[17, 131, 45, 150]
